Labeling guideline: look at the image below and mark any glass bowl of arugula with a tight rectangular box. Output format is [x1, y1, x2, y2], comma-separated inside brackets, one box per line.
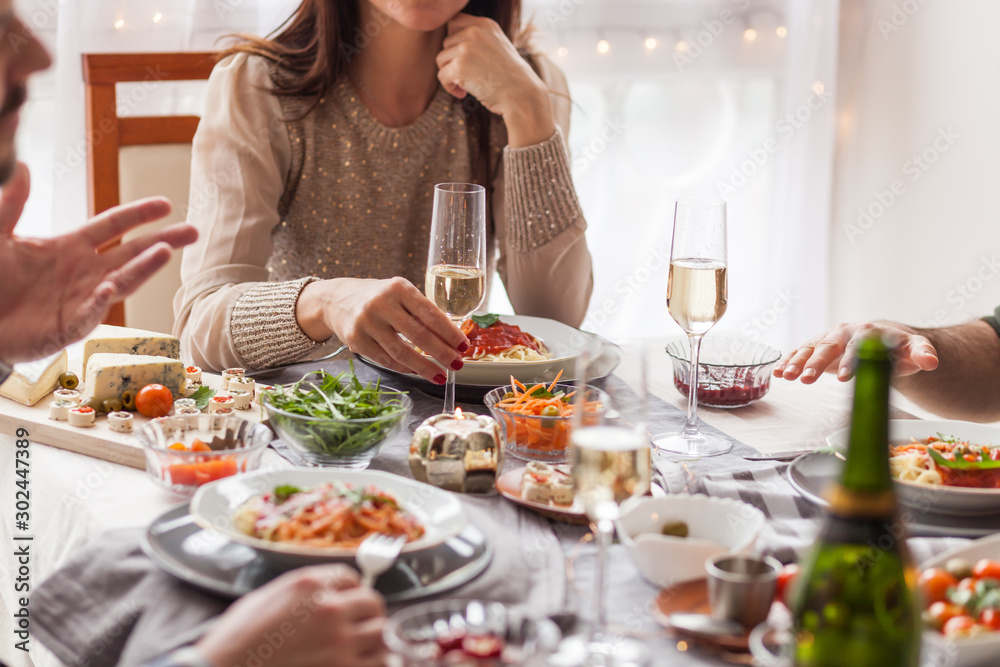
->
[484, 382, 608, 463]
[260, 368, 412, 468]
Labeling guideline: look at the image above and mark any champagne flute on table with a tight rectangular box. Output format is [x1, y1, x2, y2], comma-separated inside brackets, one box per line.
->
[425, 183, 487, 414]
[652, 197, 732, 457]
[555, 345, 652, 666]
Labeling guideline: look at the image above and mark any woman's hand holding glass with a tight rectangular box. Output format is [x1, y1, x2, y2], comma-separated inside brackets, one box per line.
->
[296, 277, 469, 385]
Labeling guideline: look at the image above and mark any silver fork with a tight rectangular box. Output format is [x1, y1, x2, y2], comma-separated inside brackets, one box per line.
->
[355, 534, 406, 587]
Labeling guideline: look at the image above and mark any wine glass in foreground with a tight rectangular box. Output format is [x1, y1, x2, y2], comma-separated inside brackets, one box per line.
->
[554, 346, 653, 666]
[652, 197, 732, 457]
[425, 183, 486, 413]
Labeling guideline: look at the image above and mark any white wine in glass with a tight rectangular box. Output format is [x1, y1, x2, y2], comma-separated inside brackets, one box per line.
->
[426, 183, 486, 413]
[552, 345, 652, 667]
[425, 264, 486, 320]
[653, 198, 732, 457]
[666, 258, 727, 334]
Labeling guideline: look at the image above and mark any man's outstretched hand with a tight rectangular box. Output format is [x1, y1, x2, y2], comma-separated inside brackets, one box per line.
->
[0, 162, 197, 363]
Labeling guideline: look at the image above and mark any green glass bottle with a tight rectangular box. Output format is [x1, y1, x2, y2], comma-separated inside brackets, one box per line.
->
[791, 336, 920, 667]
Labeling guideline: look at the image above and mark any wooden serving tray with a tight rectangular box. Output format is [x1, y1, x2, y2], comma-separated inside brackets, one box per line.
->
[0, 358, 267, 469]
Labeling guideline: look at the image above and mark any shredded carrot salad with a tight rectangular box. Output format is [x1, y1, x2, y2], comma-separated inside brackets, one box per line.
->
[235, 482, 424, 548]
[492, 371, 603, 453]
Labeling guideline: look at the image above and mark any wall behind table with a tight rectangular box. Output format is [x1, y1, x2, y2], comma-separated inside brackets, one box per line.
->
[831, 0, 1000, 330]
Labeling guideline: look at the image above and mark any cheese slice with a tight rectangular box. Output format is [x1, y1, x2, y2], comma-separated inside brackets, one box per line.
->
[84, 353, 185, 403]
[82, 325, 180, 380]
[0, 350, 68, 406]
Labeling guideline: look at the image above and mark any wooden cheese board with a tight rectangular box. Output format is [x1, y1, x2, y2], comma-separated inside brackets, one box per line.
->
[0, 357, 269, 470]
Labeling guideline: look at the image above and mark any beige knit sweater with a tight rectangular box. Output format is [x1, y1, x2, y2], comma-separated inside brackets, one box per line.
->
[174, 53, 593, 371]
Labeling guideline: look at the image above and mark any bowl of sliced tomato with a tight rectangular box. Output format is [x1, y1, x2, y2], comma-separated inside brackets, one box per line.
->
[919, 532, 1000, 666]
[484, 380, 608, 463]
[136, 413, 271, 496]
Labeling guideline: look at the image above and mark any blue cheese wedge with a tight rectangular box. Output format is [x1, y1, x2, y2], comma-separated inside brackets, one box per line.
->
[0, 350, 67, 406]
[82, 325, 180, 380]
[84, 353, 185, 403]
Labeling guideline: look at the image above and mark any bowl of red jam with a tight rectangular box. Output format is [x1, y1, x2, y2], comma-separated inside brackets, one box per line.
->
[667, 336, 782, 409]
[383, 599, 561, 665]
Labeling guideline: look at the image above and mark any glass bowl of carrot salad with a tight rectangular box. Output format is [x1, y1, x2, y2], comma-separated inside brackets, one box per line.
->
[136, 413, 272, 496]
[484, 376, 609, 463]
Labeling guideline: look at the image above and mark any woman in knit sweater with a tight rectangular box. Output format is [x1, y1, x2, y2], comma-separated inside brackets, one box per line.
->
[173, 0, 593, 380]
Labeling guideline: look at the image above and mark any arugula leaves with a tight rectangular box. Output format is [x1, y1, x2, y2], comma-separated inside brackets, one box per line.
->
[274, 485, 301, 502]
[260, 363, 408, 458]
[471, 313, 501, 328]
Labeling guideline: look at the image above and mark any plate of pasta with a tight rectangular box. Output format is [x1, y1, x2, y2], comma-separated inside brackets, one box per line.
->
[359, 314, 605, 393]
[190, 469, 467, 564]
[826, 420, 1000, 516]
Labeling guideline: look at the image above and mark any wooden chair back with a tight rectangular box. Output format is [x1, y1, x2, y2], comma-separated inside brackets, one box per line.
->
[83, 52, 218, 328]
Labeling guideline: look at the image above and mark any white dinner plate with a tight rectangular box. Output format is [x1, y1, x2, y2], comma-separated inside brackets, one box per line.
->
[432, 315, 601, 385]
[920, 532, 1000, 666]
[190, 468, 467, 565]
[826, 419, 1000, 516]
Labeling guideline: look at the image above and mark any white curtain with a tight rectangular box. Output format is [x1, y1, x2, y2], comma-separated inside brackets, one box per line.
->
[526, 0, 840, 351]
[15, 0, 839, 353]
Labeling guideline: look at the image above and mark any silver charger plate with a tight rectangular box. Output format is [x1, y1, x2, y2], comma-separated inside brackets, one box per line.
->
[142, 504, 493, 601]
[787, 451, 1000, 538]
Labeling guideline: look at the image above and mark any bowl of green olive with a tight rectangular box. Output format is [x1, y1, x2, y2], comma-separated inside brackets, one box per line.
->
[483, 383, 608, 463]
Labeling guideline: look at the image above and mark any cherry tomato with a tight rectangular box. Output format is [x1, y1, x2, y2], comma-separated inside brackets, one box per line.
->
[190, 439, 212, 453]
[919, 568, 959, 604]
[979, 608, 1000, 631]
[973, 559, 1000, 580]
[927, 601, 965, 629]
[958, 577, 978, 594]
[436, 631, 465, 652]
[461, 635, 504, 658]
[136, 384, 174, 418]
[775, 564, 800, 607]
[943, 615, 979, 638]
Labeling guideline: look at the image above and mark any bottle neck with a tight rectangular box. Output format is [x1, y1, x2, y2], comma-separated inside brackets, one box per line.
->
[830, 349, 895, 517]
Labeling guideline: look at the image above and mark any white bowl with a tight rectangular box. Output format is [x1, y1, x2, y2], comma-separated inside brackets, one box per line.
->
[615, 495, 766, 588]
[827, 419, 1000, 515]
[190, 468, 467, 566]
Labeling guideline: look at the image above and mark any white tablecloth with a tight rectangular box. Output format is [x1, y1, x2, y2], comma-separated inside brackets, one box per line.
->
[0, 370, 876, 667]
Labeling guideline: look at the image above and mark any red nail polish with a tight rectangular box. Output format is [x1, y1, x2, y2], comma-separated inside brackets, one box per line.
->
[433, 374, 447, 385]
[450, 359, 464, 371]
[458, 342, 470, 353]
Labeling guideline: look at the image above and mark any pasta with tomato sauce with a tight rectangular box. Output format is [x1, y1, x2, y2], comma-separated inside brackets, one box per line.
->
[234, 482, 425, 548]
[459, 317, 551, 362]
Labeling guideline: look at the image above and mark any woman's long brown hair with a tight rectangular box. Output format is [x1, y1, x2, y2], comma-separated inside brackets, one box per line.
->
[225, 0, 533, 190]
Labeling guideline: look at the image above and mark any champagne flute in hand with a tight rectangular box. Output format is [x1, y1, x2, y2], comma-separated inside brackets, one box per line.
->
[425, 183, 487, 413]
[652, 197, 732, 457]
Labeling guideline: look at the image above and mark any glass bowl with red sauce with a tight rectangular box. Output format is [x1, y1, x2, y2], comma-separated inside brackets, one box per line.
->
[383, 599, 561, 666]
[666, 337, 782, 409]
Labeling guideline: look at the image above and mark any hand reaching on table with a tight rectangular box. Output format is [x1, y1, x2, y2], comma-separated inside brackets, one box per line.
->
[195, 564, 386, 667]
[774, 321, 939, 383]
[0, 162, 197, 364]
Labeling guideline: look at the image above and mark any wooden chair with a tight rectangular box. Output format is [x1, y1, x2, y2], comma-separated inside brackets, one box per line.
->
[83, 52, 218, 330]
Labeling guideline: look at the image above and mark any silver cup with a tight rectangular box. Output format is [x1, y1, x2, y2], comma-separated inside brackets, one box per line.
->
[706, 554, 782, 629]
